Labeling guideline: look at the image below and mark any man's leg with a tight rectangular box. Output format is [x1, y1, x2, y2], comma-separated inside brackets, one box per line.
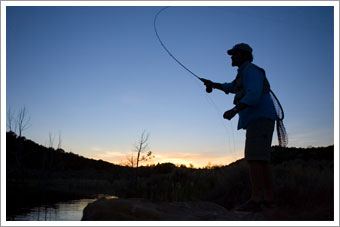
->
[249, 160, 274, 202]
[238, 118, 275, 212]
[248, 160, 263, 202]
[235, 160, 264, 212]
[261, 162, 274, 202]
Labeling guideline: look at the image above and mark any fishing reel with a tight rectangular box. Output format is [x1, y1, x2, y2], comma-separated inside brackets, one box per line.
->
[205, 86, 213, 93]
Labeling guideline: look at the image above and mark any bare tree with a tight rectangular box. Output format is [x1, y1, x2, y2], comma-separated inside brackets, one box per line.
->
[7, 107, 15, 132]
[49, 132, 55, 148]
[133, 131, 154, 168]
[16, 106, 31, 137]
[126, 152, 135, 167]
[57, 131, 62, 150]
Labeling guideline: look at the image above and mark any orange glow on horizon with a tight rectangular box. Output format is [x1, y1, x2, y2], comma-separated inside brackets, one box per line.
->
[89, 148, 243, 168]
[142, 155, 242, 168]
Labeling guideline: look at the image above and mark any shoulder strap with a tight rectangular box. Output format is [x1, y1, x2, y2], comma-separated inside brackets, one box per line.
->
[251, 64, 271, 92]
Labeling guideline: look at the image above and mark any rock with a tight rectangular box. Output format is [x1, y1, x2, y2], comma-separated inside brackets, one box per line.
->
[81, 198, 266, 221]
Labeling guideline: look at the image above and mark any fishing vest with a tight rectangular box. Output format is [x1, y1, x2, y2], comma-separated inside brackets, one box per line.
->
[232, 63, 271, 105]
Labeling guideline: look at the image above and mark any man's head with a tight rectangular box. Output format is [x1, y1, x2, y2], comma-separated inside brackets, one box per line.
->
[227, 43, 253, 67]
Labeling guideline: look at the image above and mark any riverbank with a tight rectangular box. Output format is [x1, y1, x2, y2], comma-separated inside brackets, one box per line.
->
[8, 197, 98, 221]
[6, 178, 117, 218]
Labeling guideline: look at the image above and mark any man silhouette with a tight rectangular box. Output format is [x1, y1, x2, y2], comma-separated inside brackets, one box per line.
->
[201, 43, 278, 212]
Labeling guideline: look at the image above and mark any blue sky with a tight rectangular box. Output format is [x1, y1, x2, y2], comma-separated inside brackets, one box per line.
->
[5, 5, 335, 167]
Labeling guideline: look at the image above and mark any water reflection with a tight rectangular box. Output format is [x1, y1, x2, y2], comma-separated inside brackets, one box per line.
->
[11, 196, 117, 221]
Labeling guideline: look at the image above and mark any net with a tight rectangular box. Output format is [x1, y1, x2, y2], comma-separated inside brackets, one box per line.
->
[270, 90, 288, 147]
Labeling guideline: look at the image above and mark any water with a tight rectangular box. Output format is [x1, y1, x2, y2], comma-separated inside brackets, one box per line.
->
[9, 196, 117, 221]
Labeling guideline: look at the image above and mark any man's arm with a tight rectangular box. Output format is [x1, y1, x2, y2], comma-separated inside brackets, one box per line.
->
[223, 66, 264, 120]
[223, 102, 248, 120]
[210, 82, 225, 91]
[200, 78, 235, 94]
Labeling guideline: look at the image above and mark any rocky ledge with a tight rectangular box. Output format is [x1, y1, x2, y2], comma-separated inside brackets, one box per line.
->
[81, 198, 268, 221]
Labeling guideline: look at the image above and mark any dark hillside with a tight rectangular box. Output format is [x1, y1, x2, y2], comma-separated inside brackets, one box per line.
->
[6, 132, 334, 220]
[6, 132, 133, 217]
[6, 131, 129, 178]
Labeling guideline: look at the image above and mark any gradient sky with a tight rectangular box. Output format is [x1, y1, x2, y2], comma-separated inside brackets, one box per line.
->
[5, 5, 335, 167]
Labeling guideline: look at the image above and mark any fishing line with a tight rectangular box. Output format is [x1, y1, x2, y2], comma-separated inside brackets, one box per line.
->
[153, 6, 236, 156]
[153, 6, 201, 80]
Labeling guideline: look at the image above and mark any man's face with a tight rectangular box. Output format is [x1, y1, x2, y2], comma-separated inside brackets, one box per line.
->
[231, 51, 244, 67]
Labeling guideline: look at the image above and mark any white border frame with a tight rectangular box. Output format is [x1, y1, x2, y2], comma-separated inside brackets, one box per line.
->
[1, 1, 339, 226]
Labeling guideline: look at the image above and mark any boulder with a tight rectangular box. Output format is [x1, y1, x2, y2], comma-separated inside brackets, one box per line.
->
[81, 198, 266, 221]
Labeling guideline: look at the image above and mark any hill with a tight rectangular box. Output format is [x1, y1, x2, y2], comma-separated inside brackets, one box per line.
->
[6, 132, 334, 220]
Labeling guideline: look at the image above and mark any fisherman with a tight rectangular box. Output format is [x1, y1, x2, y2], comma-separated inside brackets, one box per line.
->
[201, 43, 278, 212]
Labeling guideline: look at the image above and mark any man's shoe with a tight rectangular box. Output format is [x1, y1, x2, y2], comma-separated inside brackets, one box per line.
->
[234, 200, 262, 212]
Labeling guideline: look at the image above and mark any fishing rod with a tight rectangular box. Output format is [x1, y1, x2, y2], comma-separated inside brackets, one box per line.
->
[154, 6, 287, 147]
[153, 6, 237, 154]
[153, 6, 213, 93]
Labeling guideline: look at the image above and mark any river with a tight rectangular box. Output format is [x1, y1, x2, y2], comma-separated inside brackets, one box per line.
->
[8, 196, 117, 221]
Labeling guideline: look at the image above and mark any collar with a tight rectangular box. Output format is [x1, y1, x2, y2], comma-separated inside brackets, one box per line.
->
[237, 61, 251, 73]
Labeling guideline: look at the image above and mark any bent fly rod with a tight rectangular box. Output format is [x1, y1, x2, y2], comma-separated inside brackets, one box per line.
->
[153, 7, 287, 147]
[153, 6, 213, 93]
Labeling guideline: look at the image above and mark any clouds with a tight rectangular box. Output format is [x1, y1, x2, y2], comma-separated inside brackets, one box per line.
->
[89, 145, 243, 168]
[151, 151, 242, 167]
[89, 146, 130, 164]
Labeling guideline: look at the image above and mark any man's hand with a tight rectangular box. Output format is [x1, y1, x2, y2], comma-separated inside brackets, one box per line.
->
[199, 78, 214, 93]
[199, 78, 213, 87]
[223, 109, 237, 120]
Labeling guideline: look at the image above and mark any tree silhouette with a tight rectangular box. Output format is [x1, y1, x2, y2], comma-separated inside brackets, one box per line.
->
[133, 131, 154, 168]
[126, 152, 136, 168]
[7, 107, 15, 132]
[16, 106, 30, 137]
[49, 132, 55, 148]
[57, 131, 62, 150]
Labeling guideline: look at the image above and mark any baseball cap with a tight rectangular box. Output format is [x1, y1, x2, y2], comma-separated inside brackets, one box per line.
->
[227, 43, 253, 55]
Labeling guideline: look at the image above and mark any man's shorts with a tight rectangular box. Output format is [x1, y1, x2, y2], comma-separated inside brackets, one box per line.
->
[245, 118, 275, 162]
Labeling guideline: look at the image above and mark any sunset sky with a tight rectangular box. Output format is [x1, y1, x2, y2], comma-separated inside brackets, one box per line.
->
[3, 2, 337, 167]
